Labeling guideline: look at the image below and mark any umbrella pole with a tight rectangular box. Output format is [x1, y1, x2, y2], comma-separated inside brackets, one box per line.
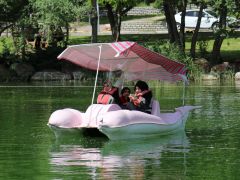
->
[91, 45, 102, 105]
[182, 81, 186, 106]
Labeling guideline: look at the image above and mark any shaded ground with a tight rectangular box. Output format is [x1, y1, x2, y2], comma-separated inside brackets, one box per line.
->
[70, 16, 168, 36]
[69, 15, 235, 37]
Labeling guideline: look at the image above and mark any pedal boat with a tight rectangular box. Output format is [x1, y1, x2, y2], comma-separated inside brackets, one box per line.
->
[48, 42, 201, 140]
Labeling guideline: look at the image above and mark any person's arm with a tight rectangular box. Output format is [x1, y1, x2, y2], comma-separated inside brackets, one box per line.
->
[143, 91, 152, 108]
[114, 78, 124, 96]
[112, 87, 120, 104]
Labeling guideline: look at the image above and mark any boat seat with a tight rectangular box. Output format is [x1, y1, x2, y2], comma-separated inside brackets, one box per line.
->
[151, 99, 161, 117]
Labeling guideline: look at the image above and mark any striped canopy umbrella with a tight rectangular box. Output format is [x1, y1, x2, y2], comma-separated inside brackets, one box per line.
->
[57, 41, 187, 83]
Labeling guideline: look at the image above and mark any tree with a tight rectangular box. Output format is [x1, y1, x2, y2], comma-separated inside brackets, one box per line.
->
[32, 0, 88, 47]
[154, 0, 184, 53]
[178, 0, 188, 53]
[90, 0, 98, 43]
[99, 0, 137, 41]
[234, 0, 240, 17]
[0, 0, 29, 35]
[190, 1, 208, 58]
[211, 0, 227, 64]
[210, 0, 237, 64]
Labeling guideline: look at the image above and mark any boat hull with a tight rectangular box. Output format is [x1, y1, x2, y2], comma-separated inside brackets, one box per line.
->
[48, 104, 200, 140]
[99, 110, 189, 140]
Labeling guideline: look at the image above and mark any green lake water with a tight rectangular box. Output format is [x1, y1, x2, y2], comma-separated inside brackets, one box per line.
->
[0, 81, 240, 179]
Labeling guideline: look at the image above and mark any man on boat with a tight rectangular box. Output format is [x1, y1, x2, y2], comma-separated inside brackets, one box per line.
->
[97, 80, 120, 105]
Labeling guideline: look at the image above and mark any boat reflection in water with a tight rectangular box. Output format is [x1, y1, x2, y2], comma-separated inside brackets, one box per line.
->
[49, 131, 190, 179]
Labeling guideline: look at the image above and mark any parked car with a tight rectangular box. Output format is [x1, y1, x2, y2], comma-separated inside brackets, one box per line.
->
[174, 9, 240, 31]
[227, 16, 240, 29]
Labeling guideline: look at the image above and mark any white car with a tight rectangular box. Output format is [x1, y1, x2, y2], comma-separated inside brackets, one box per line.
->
[174, 9, 219, 30]
[175, 9, 240, 31]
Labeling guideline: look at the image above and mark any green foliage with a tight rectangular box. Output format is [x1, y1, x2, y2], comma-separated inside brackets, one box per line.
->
[0, 0, 29, 22]
[0, 38, 11, 56]
[0, 37, 18, 65]
[144, 41, 202, 81]
[153, 0, 163, 9]
[37, 2, 69, 26]
[29, 0, 89, 46]
[98, 0, 138, 8]
[197, 40, 209, 58]
[32, 0, 84, 25]
[222, 69, 235, 80]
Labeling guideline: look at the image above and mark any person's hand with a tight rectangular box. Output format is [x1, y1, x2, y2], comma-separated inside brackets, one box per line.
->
[129, 94, 135, 102]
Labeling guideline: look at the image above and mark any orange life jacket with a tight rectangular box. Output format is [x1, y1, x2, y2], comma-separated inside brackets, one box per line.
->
[131, 90, 150, 107]
[132, 96, 144, 107]
[104, 87, 118, 96]
[97, 87, 119, 104]
[97, 93, 114, 104]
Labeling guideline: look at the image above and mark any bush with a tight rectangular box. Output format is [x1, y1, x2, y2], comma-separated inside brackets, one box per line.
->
[143, 41, 202, 81]
[197, 40, 209, 58]
[0, 37, 18, 65]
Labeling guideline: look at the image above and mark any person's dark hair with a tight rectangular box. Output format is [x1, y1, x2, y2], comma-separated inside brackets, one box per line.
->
[134, 80, 149, 91]
[134, 80, 152, 111]
[121, 87, 131, 95]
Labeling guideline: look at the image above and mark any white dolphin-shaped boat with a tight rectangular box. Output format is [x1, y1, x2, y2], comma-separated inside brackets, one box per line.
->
[48, 42, 201, 140]
[48, 101, 200, 140]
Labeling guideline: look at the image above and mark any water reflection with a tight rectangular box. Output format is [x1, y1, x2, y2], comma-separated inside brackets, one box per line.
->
[200, 80, 220, 86]
[49, 131, 189, 179]
[235, 80, 240, 91]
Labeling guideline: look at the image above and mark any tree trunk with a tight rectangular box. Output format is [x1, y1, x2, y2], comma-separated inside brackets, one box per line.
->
[190, 4, 204, 58]
[211, 0, 227, 65]
[65, 22, 69, 48]
[90, 0, 98, 43]
[105, 4, 122, 41]
[179, 0, 187, 53]
[163, 0, 182, 52]
[104, 2, 133, 41]
[20, 25, 26, 60]
[105, 3, 117, 41]
[163, 1, 174, 43]
[115, 13, 121, 41]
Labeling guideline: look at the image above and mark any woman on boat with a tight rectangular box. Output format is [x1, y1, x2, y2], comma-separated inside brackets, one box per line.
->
[128, 80, 152, 113]
[119, 87, 131, 109]
[97, 80, 120, 104]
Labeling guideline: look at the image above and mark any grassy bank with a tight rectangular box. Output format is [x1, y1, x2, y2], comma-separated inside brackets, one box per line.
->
[68, 34, 240, 62]
[1, 33, 240, 63]
[185, 37, 240, 62]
